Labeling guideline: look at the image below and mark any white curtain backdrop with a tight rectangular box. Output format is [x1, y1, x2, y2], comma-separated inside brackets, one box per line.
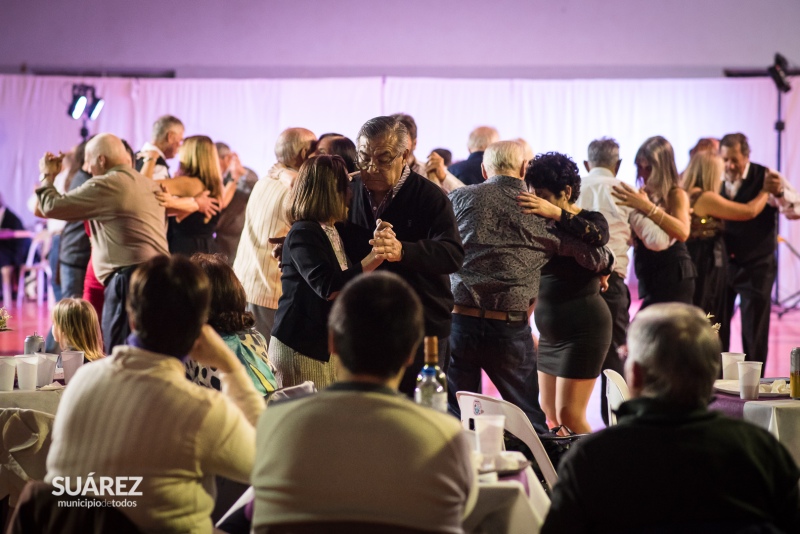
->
[1, 74, 798, 299]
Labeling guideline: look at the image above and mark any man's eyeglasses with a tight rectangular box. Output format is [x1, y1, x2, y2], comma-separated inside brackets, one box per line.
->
[357, 151, 402, 170]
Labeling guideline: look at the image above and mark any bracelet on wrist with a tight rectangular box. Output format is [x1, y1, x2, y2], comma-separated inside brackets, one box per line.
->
[647, 204, 658, 217]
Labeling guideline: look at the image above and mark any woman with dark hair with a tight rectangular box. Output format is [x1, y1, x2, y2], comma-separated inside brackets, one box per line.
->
[327, 136, 358, 174]
[269, 155, 387, 388]
[188, 253, 279, 395]
[612, 136, 695, 308]
[518, 152, 612, 433]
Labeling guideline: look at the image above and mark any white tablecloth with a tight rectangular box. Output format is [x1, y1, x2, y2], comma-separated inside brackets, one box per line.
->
[743, 399, 800, 465]
[0, 389, 64, 415]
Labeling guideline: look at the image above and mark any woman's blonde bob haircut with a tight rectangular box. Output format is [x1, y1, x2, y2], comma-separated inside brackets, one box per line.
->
[179, 135, 222, 199]
[287, 155, 350, 224]
[682, 152, 724, 196]
[51, 298, 104, 362]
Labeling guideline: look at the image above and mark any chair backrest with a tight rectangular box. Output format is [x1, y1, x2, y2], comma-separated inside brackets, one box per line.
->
[603, 369, 631, 426]
[456, 391, 558, 491]
[23, 232, 51, 267]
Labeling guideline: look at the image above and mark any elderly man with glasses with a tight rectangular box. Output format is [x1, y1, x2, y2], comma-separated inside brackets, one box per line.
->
[344, 116, 464, 397]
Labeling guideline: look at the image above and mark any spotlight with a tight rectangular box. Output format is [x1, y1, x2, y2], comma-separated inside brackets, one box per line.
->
[68, 88, 87, 120]
[768, 53, 792, 93]
[88, 93, 104, 121]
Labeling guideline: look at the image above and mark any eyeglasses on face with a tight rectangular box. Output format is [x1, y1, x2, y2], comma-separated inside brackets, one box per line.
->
[357, 151, 402, 170]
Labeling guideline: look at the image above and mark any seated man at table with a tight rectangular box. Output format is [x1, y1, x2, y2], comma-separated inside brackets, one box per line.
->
[252, 272, 475, 533]
[46, 255, 265, 533]
[542, 302, 800, 534]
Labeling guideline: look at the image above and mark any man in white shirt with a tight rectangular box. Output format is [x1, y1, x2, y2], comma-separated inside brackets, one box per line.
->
[136, 115, 184, 180]
[46, 254, 265, 533]
[576, 137, 670, 425]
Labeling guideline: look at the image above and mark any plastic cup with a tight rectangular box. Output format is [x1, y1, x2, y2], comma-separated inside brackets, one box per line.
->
[738, 361, 763, 400]
[0, 357, 18, 391]
[60, 351, 85, 385]
[721, 352, 746, 380]
[15, 355, 38, 391]
[474, 414, 505, 459]
[35, 352, 59, 387]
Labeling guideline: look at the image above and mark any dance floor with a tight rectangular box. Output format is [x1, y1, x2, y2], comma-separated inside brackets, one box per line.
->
[1, 298, 798, 431]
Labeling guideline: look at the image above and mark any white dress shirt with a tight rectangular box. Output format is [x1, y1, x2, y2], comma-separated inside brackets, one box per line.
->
[138, 142, 171, 181]
[576, 167, 670, 278]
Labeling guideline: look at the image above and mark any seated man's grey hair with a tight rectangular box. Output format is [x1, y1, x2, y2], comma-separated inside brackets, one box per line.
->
[357, 116, 410, 156]
[152, 115, 184, 143]
[627, 303, 721, 409]
[587, 137, 620, 169]
[483, 141, 524, 178]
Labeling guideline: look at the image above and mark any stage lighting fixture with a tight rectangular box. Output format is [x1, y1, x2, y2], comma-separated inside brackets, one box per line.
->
[88, 93, 105, 120]
[768, 53, 792, 93]
[68, 89, 87, 120]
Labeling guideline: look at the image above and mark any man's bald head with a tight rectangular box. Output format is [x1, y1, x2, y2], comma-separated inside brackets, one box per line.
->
[85, 133, 132, 176]
[275, 128, 317, 170]
[467, 126, 500, 153]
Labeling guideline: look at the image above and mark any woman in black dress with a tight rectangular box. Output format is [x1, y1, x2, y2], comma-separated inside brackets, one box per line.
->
[519, 153, 612, 433]
[612, 136, 695, 308]
[682, 151, 768, 315]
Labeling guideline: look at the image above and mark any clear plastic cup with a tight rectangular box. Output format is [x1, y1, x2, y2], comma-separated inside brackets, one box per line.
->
[15, 355, 38, 391]
[0, 357, 18, 391]
[60, 350, 85, 385]
[35, 352, 59, 387]
[738, 361, 763, 400]
[474, 415, 506, 459]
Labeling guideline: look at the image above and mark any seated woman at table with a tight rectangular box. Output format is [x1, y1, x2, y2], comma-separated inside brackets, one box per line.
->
[51, 298, 104, 363]
[269, 155, 386, 389]
[187, 253, 279, 396]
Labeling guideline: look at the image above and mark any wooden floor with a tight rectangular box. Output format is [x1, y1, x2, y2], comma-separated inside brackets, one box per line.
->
[2, 297, 799, 431]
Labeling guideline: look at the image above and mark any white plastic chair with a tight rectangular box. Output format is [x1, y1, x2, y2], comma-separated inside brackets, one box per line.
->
[16, 232, 53, 308]
[456, 391, 558, 492]
[603, 369, 631, 426]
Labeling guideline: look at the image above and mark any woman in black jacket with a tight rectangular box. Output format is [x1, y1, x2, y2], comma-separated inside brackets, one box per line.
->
[269, 155, 386, 388]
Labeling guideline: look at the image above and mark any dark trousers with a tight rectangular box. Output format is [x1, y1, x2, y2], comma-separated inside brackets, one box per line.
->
[446, 313, 548, 434]
[101, 266, 135, 354]
[599, 272, 630, 425]
[720, 254, 775, 369]
[398, 335, 450, 398]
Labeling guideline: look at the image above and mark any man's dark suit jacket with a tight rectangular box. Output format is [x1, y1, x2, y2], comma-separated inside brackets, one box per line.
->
[447, 151, 485, 186]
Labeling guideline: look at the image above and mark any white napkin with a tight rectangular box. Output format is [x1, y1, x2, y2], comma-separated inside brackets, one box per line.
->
[38, 382, 64, 391]
[759, 380, 790, 394]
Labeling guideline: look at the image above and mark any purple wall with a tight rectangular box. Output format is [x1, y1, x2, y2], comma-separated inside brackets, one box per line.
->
[2, 0, 798, 79]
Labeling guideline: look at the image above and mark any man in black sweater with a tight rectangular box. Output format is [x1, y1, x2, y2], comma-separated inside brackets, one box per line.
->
[344, 116, 464, 396]
[543, 303, 800, 534]
[718, 133, 799, 367]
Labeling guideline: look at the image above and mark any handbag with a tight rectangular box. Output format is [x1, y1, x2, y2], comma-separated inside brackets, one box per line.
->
[538, 425, 588, 470]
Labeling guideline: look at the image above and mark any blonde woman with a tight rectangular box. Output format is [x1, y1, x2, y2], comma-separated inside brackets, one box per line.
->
[51, 298, 104, 363]
[612, 136, 695, 308]
[142, 135, 236, 255]
[682, 152, 769, 313]
[269, 155, 387, 388]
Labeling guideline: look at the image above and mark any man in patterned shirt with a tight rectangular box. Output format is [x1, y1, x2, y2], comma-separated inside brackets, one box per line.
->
[447, 141, 612, 431]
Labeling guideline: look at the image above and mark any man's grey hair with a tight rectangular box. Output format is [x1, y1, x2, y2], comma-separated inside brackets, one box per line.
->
[587, 137, 620, 169]
[483, 141, 524, 178]
[467, 126, 500, 152]
[151, 115, 184, 143]
[627, 303, 721, 409]
[357, 116, 410, 154]
[215, 142, 231, 157]
[275, 128, 316, 166]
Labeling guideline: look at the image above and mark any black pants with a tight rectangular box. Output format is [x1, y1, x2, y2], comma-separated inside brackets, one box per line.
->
[719, 254, 775, 369]
[599, 272, 630, 425]
[102, 266, 136, 354]
[398, 335, 450, 398]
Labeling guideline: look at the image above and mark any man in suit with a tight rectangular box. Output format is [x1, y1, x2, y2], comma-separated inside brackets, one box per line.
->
[214, 142, 258, 265]
[447, 126, 500, 186]
[718, 133, 799, 367]
[252, 272, 475, 533]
